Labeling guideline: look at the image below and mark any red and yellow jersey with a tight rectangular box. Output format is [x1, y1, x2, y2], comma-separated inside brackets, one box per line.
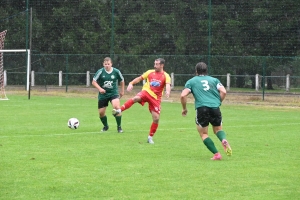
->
[140, 70, 171, 99]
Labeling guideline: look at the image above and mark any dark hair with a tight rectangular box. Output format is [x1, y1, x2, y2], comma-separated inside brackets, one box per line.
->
[156, 58, 165, 65]
[195, 62, 207, 75]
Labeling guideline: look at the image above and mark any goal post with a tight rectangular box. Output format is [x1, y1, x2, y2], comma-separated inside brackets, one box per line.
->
[0, 6, 32, 98]
[1, 30, 31, 99]
[0, 30, 8, 100]
[0, 49, 31, 92]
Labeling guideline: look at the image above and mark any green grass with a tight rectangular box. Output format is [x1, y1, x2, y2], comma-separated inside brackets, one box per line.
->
[1, 94, 300, 200]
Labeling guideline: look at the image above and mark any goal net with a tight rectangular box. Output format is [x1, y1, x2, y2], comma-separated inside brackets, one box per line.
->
[0, 30, 8, 100]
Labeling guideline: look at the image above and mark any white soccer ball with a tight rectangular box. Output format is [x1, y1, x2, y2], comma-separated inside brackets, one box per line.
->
[68, 118, 80, 129]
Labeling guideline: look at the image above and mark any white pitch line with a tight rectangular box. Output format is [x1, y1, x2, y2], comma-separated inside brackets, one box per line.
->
[0, 131, 100, 138]
[0, 128, 193, 138]
[0, 123, 298, 138]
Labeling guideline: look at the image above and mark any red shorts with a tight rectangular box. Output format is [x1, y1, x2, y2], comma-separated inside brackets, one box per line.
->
[136, 90, 161, 114]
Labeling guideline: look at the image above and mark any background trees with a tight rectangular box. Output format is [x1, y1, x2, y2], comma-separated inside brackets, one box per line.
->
[0, 0, 299, 87]
[1, 0, 299, 56]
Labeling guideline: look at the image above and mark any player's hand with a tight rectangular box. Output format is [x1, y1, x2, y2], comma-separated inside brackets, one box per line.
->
[165, 91, 170, 98]
[182, 109, 188, 116]
[127, 83, 133, 91]
[99, 88, 106, 94]
[119, 91, 124, 98]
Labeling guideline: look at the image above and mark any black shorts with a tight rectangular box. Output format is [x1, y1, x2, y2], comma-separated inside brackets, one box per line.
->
[195, 106, 222, 127]
[98, 95, 119, 109]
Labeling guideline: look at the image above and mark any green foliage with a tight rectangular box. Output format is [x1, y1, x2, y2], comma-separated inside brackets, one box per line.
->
[1, 0, 299, 56]
[0, 94, 300, 199]
[1, 1, 300, 88]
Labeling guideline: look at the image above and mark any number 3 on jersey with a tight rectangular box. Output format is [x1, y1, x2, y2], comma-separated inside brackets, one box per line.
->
[201, 80, 210, 91]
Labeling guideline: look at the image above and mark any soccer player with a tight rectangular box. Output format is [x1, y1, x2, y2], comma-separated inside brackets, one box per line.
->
[92, 57, 125, 133]
[112, 58, 171, 144]
[180, 62, 232, 160]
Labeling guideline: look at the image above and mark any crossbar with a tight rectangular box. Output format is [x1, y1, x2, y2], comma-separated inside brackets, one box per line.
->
[1, 49, 31, 91]
[0, 49, 27, 52]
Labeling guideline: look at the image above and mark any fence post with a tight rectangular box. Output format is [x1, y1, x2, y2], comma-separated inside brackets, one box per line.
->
[86, 71, 90, 87]
[226, 73, 230, 91]
[286, 74, 290, 92]
[59, 71, 62, 86]
[171, 72, 174, 89]
[4, 70, 7, 86]
[255, 74, 259, 91]
[31, 70, 35, 86]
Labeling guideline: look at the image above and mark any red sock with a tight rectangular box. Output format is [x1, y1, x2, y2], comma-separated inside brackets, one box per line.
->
[149, 122, 158, 137]
[121, 99, 134, 111]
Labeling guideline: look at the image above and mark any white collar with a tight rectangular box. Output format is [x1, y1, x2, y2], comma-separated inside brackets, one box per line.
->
[105, 67, 113, 73]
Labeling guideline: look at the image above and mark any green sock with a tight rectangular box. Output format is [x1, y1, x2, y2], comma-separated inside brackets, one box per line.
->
[203, 137, 218, 154]
[216, 130, 226, 142]
[100, 116, 108, 127]
[115, 116, 122, 127]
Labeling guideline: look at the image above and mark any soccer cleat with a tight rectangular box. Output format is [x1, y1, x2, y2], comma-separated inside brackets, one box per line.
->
[147, 136, 154, 144]
[117, 126, 123, 133]
[101, 126, 109, 132]
[112, 109, 121, 116]
[222, 139, 232, 156]
[211, 152, 222, 160]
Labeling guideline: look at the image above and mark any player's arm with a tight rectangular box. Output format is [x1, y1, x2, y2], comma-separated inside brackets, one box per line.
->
[218, 84, 227, 102]
[180, 88, 191, 116]
[127, 76, 143, 91]
[92, 79, 105, 94]
[119, 80, 125, 97]
[164, 73, 171, 98]
[165, 83, 171, 98]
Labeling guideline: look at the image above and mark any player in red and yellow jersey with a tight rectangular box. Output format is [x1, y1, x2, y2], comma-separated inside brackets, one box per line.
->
[112, 58, 171, 144]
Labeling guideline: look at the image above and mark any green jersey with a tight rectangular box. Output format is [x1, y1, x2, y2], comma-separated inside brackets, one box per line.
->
[93, 67, 124, 100]
[184, 75, 223, 109]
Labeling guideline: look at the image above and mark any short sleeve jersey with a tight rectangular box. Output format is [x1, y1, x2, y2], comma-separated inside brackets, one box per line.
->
[141, 70, 171, 100]
[93, 67, 124, 100]
[184, 75, 223, 109]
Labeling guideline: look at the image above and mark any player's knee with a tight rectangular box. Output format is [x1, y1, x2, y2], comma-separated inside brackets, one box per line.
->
[132, 96, 141, 102]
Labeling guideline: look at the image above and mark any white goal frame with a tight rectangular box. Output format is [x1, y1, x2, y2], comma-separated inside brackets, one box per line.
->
[0, 49, 31, 91]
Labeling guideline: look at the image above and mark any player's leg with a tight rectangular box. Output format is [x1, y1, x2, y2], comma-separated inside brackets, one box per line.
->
[147, 110, 159, 144]
[111, 96, 123, 133]
[196, 107, 221, 160]
[146, 96, 161, 144]
[197, 125, 221, 160]
[213, 126, 232, 156]
[211, 108, 232, 156]
[98, 99, 109, 132]
[119, 94, 142, 112]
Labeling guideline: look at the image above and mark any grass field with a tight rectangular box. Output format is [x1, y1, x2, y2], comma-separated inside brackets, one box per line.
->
[1, 92, 300, 200]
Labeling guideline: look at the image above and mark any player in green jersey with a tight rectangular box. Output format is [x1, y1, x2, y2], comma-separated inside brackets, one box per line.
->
[180, 62, 232, 160]
[92, 57, 125, 133]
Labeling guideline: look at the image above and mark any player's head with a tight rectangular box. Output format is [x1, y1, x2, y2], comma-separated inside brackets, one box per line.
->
[103, 57, 113, 70]
[154, 58, 165, 72]
[103, 57, 112, 64]
[195, 62, 207, 75]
